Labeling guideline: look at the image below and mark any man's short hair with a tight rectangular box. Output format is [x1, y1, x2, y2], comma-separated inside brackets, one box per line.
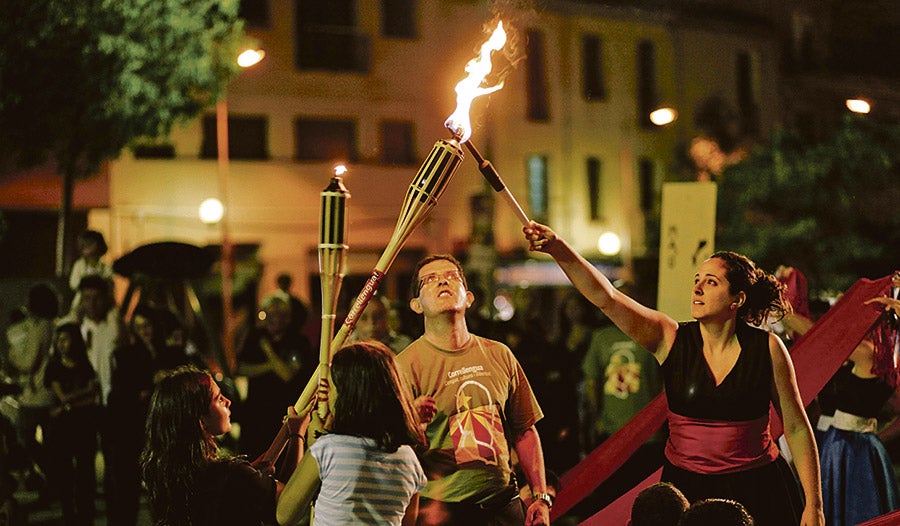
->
[409, 254, 467, 298]
[678, 498, 753, 526]
[78, 274, 111, 294]
[630, 482, 689, 526]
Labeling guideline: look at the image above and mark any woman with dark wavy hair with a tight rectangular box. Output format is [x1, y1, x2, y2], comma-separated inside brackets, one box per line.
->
[277, 341, 427, 526]
[524, 222, 824, 526]
[141, 366, 303, 526]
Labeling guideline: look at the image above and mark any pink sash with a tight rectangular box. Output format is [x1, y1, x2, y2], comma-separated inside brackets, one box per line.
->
[665, 410, 780, 474]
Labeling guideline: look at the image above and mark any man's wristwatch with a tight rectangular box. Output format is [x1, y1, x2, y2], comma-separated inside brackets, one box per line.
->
[533, 492, 554, 509]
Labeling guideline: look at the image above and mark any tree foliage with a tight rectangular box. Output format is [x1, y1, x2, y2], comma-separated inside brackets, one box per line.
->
[717, 116, 900, 294]
[0, 0, 245, 275]
[0, 0, 244, 177]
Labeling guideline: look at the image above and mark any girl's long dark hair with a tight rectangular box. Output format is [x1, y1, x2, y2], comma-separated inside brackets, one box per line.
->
[140, 366, 219, 525]
[331, 341, 426, 452]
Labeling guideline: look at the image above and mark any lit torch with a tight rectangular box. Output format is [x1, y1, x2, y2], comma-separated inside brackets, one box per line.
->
[444, 20, 531, 227]
[315, 168, 349, 418]
[290, 20, 511, 414]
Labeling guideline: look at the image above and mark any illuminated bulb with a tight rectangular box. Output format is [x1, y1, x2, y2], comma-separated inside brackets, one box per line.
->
[650, 107, 678, 126]
[333, 164, 348, 176]
[598, 232, 621, 256]
[199, 198, 224, 224]
[845, 98, 871, 114]
[237, 49, 266, 68]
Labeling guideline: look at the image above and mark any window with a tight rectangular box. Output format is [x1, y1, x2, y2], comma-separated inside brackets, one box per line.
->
[527, 155, 548, 221]
[587, 157, 602, 221]
[294, 0, 370, 72]
[380, 121, 416, 165]
[295, 118, 357, 162]
[381, 0, 416, 38]
[525, 29, 550, 122]
[636, 40, 657, 129]
[638, 157, 656, 214]
[582, 35, 606, 101]
[239, 0, 270, 29]
[133, 143, 175, 159]
[200, 115, 269, 160]
[736, 51, 759, 136]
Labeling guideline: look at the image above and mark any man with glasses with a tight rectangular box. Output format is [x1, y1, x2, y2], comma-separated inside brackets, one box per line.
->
[397, 255, 551, 525]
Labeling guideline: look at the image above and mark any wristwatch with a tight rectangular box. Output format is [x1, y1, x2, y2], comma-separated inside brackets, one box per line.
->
[533, 492, 554, 509]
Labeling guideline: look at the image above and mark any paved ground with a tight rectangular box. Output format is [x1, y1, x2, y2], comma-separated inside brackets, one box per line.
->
[11, 466, 153, 525]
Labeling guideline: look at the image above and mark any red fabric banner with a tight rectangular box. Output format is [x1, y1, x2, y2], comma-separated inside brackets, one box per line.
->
[550, 275, 893, 524]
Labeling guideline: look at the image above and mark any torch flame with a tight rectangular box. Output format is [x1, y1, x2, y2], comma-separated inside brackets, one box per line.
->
[444, 21, 507, 143]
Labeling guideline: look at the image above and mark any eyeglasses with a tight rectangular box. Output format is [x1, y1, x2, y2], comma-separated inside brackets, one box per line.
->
[417, 270, 464, 293]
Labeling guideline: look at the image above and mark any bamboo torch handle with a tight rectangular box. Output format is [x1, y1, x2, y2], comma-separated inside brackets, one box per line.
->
[316, 175, 349, 418]
[463, 139, 531, 227]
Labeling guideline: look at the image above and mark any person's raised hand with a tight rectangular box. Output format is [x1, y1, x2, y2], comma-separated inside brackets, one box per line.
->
[522, 221, 557, 253]
[865, 296, 900, 316]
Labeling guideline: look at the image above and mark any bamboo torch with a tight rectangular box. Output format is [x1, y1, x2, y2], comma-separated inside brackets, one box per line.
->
[292, 138, 464, 413]
[254, 169, 349, 466]
[314, 170, 349, 417]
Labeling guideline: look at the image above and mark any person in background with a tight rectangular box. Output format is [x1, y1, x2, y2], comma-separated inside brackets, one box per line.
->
[44, 323, 100, 526]
[276, 272, 311, 343]
[67, 230, 113, 314]
[397, 254, 551, 526]
[523, 222, 824, 526]
[107, 306, 191, 526]
[348, 295, 413, 355]
[4, 283, 59, 502]
[542, 291, 600, 469]
[779, 281, 900, 526]
[141, 366, 303, 526]
[277, 341, 427, 525]
[628, 482, 689, 526]
[678, 498, 754, 526]
[237, 295, 316, 459]
[61, 274, 124, 506]
[579, 310, 666, 513]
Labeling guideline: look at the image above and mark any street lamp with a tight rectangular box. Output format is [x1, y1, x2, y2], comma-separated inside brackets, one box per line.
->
[650, 106, 678, 126]
[199, 198, 224, 224]
[217, 47, 265, 373]
[846, 98, 871, 114]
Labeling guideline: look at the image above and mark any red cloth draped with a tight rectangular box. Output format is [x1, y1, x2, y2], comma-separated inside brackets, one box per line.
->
[549, 275, 893, 524]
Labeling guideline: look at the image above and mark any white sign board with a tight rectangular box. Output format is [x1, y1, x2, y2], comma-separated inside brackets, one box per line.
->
[657, 182, 717, 322]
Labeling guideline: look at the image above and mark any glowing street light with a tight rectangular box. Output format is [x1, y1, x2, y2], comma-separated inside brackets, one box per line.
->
[237, 48, 266, 68]
[598, 231, 622, 256]
[846, 98, 871, 114]
[199, 198, 224, 224]
[650, 106, 678, 126]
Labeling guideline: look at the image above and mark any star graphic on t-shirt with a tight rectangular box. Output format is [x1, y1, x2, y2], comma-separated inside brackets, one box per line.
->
[458, 391, 472, 411]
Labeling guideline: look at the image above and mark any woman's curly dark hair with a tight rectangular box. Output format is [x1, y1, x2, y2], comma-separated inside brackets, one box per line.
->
[711, 251, 790, 326]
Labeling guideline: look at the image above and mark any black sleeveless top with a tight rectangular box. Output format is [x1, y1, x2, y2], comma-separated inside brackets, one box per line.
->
[832, 364, 894, 418]
[662, 321, 773, 421]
